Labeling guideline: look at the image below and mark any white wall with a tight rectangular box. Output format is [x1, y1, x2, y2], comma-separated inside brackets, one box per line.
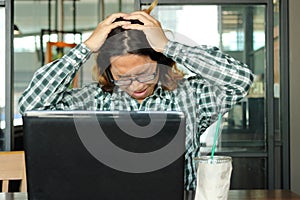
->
[289, 0, 300, 195]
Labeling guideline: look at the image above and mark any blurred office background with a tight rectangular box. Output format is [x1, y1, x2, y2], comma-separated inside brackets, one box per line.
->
[1, 0, 300, 195]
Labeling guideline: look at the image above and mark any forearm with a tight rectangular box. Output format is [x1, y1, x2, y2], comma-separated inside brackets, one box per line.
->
[18, 43, 91, 114]
[163, 41, 254, 98]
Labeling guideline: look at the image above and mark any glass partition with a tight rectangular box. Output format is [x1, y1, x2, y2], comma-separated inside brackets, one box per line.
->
[147, 4, 266, 152]
[143, 3, 268, 189]
[64, 0, 100, 31]
[13, 0, 135, 127]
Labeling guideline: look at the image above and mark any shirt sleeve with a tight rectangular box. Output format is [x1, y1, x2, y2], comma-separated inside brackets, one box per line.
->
[18, 43, 92, 115]
[163, 40, 254, 113]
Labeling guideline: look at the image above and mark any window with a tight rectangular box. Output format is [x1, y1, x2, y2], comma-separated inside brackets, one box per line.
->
[0, 7, 5, 150]
[147, 4, 266, 151]
[13, 0, 136, 127]
[140, 0, 284, 189]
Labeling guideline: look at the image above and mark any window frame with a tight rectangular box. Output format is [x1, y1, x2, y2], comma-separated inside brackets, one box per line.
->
[135, 0, 290, 190]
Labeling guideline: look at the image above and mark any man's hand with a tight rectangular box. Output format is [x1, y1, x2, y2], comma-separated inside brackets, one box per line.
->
[84, 13, 130, 52]
[122, 11, 169, 53]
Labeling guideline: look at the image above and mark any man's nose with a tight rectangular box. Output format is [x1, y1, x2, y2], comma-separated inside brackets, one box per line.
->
[130, 79, 143, 88]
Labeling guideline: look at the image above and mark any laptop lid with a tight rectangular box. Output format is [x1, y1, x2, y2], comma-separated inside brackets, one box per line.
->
[23, 110, 185, 200]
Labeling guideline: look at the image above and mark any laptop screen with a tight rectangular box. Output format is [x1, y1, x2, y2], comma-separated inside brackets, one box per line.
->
[23, 111, 185, 200]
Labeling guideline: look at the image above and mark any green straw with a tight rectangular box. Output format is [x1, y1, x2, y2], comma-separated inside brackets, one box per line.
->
[210, 113, 222, 160]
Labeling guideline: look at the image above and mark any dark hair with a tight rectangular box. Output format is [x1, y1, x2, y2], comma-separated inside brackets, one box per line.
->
[93, 17, 184, 92]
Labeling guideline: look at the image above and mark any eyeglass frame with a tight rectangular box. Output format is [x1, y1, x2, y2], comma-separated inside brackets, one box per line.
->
[105, 66, 159, 86]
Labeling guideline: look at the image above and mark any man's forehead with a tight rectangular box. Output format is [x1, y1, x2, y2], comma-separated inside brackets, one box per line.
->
[111, 62, 156, 77]
[110, 54, 156, 74]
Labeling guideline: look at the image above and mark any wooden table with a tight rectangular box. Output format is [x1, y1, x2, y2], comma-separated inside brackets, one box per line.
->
[228, 190, 300, 199]
[0, 190, 300, 200]
[0, 193, 27, 200]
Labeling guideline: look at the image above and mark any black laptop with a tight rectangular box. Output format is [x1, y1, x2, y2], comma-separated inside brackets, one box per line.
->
[23, 110, 185, 200]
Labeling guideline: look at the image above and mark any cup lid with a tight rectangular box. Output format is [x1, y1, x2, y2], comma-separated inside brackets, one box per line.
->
[194, 156, 232, 164]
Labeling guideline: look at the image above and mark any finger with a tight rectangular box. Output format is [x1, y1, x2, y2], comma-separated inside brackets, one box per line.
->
[104, 12, 129, 25]
[127, 12, 157, 24]
[121, 23, 144, 30]
[110, 20, 131, 28]
[122, 23, 162, 34]
[124, 12, 158, 25]
[130, 11, 157, 21]
[104, 21, 131, 35]
[126, 15, 158, 27]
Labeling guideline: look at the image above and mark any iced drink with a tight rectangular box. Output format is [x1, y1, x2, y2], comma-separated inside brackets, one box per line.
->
[195, 156, 232, 200]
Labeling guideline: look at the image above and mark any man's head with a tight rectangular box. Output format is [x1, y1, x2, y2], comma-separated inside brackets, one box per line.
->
[93, 16, 183, 102]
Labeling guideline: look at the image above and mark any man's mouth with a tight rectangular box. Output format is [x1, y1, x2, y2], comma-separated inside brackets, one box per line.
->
[133, 88, 147, 97]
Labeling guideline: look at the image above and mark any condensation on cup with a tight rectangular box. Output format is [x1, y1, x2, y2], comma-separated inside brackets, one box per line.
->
[194, 156, 233, 200]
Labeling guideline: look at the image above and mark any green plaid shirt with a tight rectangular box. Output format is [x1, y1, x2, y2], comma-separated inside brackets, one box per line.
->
[18, 41, 253, 190]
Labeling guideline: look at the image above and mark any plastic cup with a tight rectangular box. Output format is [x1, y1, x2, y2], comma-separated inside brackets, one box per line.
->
[194, 156, 232, 200]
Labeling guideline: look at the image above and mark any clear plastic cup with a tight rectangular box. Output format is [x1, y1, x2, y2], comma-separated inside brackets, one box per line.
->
[194, 156, 232, 200]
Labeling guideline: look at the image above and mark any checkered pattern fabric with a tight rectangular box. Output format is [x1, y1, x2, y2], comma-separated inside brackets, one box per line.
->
[18, 41, 253, 190]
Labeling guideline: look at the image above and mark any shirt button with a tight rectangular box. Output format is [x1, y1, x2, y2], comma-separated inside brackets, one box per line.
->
[76, 54, 83, 59]
[81, 49, 87, 54]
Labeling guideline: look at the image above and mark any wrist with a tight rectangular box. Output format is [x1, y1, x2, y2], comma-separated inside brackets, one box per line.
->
[83, 40, 98, 52]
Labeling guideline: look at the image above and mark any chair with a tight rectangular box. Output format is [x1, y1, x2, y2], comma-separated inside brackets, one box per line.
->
[0, 151, 27, 192]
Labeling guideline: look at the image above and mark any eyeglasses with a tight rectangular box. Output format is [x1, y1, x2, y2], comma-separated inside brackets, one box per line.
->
[106, 67, 158, 86]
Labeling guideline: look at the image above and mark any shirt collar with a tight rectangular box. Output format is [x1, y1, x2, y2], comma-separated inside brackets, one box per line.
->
[153, 82, 173, 100]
